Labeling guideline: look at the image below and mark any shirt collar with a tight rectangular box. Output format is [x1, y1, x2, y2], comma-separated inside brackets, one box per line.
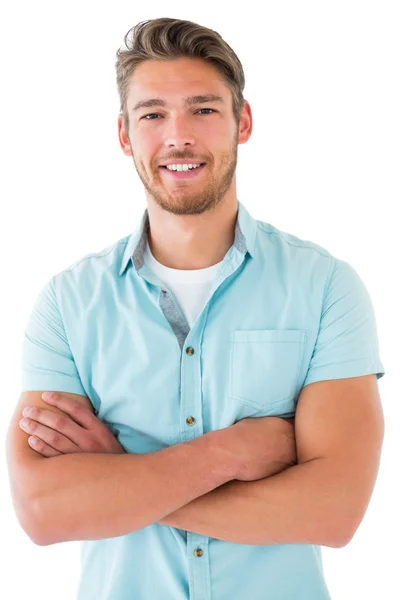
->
[119, 200, 257, 277]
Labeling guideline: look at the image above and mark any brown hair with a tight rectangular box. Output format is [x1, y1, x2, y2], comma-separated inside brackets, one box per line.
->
[115, 18, 245, 134]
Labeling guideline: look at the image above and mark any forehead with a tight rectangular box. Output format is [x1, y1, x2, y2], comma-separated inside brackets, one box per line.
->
[128, 58, 230, 102]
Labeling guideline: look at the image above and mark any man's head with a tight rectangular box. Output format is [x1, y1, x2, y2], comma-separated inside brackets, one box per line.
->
[116, 18, 252, 216]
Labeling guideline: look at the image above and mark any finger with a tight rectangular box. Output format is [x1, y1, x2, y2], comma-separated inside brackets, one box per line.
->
[28, 436, 62, 458]
[20, 417, 81, 454]
[41, 392, 96, 430]
[23, 405, 106, 453]
[22, 406, 92, 450]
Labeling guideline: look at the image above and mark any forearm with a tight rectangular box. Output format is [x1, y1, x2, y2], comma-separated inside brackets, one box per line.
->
[158, 457, 350, 548]
[30, 431, 234, 545]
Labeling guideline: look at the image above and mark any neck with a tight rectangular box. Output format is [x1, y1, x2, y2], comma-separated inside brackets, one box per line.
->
[146, 197, 238, 270]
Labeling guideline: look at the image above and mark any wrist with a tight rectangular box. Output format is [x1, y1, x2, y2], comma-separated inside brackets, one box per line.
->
[203, 427, 238, 481]
[280, 420, 297, 466]
[189, 428, 237, 484]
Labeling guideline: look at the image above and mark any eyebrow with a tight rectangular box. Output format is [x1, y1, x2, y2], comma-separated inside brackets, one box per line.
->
[132, 94, 225, 112]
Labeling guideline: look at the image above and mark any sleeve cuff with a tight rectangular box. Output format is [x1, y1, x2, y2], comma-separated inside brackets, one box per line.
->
[303, 358, 385, 387]
[21, 370, 88, 397]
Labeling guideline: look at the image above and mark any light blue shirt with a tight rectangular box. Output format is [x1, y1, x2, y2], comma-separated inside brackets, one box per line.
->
[21, 200, 385, 600]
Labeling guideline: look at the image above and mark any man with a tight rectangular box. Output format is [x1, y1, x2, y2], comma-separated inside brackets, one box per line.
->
[6, 17, 385, 600]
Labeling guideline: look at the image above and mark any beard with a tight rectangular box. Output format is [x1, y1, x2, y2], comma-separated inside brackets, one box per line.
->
[130, 130, 239, 216]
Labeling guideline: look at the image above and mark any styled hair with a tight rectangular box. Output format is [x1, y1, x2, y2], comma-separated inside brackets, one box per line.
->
[115, 18, 245, 133]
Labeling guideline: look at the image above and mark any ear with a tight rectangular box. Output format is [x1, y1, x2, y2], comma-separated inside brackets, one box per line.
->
[238, 100, 253, 145]
[118, 114, 133, 157]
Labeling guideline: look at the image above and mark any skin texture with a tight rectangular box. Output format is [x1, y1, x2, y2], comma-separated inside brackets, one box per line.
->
[19, 392, 126, 457]
[18, 393, 296, 476]
[15, 375, 384, 548]
[117, 56, 252, 270]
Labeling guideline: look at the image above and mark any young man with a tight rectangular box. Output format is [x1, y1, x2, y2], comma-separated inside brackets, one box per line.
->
[7, 17, 385, 600]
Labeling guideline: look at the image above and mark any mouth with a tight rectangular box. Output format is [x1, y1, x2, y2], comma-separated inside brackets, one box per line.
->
[159, 163, 207, 180]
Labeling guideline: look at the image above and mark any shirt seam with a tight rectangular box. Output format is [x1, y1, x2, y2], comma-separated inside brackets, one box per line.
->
[256, 222, 333, 258]
[62, 238, 129, 273]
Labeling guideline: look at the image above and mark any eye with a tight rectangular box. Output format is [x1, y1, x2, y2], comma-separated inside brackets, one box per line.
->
[141, 108, 216, 120]
[142, 113, 161, 120]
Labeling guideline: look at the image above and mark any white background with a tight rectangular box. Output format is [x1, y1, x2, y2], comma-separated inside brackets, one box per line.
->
[1, 1, 398, 598]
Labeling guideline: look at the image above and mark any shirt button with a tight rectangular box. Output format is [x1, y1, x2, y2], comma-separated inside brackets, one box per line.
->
[193, 548, 203, 558]
[186, 347, 195, 356]
[186, 416, 195, 426]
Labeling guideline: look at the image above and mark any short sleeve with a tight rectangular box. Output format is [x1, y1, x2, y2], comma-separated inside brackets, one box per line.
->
[303, 258, 385, 387]
[21, 276, 87, 395]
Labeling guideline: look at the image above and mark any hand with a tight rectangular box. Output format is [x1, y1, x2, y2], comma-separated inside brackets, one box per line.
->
[19, 392, 126, 457]
[227, 416, 297, 482]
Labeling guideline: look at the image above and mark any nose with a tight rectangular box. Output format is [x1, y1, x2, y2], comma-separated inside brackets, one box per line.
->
[164, 115, 196, 150]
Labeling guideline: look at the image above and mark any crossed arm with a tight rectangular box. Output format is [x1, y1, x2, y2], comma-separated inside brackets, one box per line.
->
[15, 375, 384, 548]
[158, 375, 384, 548]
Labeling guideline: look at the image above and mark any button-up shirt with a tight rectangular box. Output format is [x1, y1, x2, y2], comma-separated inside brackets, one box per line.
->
[21, 200, 385, 600]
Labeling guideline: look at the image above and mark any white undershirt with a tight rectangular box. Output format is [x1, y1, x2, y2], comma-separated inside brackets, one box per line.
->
[143, 236, 224, 328]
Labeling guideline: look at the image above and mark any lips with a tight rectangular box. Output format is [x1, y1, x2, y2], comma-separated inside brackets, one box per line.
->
[159, 163, 207, 179]
[160, 162, 206, 168]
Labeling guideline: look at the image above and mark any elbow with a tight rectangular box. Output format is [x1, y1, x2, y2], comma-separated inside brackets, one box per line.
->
[323, 530, 351, 549]
[15, 512, 47, 547]
[327, 514, 362, 549]
[30, 532, 51, 547]
[29, 521, 54, 546]
[30, 497, 61, 546]
[334, 519, 364, 549]
[331, 530, 355, 549]
[328, 536, 350, 549]
[17, 496, 55, 547]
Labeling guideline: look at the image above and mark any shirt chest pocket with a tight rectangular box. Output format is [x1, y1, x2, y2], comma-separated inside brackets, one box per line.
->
[228, 329, 307, 412]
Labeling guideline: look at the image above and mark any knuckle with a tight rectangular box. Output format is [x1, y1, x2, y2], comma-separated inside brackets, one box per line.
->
[74, 403, 86, 416]
[87, 438, 102, 452]
[69, 403, 81, 417]
[50, 433, 61, 446]
[54, 415, 65, 429]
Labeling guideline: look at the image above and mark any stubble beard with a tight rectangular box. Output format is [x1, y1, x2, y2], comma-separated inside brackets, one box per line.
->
[131, 131, 239, 216]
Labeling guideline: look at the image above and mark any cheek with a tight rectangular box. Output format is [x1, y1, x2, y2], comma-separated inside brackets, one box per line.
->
[205, 128, 231, 152]
[130, 129, 152, 158]
[132, 148, 153, 172]
[140, 142, 160, 171]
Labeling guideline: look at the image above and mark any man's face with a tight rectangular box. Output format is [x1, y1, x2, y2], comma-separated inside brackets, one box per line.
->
[120, 57, 245, 216]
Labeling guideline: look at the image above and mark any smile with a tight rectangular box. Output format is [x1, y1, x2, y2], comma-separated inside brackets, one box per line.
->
[159, 163, 207, 179]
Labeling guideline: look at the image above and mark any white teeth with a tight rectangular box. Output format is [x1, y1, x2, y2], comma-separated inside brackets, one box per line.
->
[166, 163, 202, 171]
